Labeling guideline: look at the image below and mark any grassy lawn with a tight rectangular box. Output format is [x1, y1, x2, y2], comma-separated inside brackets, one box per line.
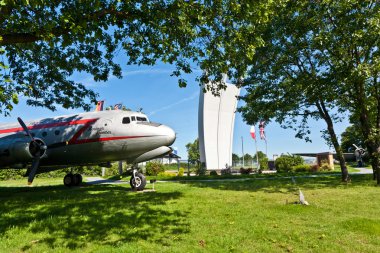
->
[0, 175, 379, 252]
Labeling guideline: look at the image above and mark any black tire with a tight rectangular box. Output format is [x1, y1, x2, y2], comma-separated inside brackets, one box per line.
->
[64, 174, 74, 187]
[130, 173, 147, 191]
[73, 174, 82, 186]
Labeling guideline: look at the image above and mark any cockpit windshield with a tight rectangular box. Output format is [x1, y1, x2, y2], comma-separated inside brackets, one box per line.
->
[123, 115, 149, 124]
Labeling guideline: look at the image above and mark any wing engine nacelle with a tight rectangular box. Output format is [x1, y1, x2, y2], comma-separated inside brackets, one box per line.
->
[0, 138, 47, 166]
[132, 146, 172, 164]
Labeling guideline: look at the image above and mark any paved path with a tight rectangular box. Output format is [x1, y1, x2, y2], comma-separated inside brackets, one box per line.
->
[352, 167, 373, 174]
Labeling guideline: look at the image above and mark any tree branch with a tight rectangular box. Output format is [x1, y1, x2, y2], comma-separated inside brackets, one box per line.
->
[0, 8, 134, 45]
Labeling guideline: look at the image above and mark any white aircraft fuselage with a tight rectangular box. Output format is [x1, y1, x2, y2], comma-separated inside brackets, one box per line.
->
[0, 110, 176, 169]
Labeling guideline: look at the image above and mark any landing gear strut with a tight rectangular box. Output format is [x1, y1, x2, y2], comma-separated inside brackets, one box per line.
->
[130, 169, 146, 191]
[64, 173, 82, 187]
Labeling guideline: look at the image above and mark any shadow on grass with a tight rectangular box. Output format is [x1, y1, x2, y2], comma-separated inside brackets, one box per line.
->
[0, 184, 189, 250]
[179, 174, 377, 193]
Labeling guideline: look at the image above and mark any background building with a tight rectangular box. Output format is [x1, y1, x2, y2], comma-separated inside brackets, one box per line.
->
[198, 83, 240, 170]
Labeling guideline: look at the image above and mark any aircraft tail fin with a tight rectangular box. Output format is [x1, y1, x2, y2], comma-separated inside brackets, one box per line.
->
[95, 100, 104, 111]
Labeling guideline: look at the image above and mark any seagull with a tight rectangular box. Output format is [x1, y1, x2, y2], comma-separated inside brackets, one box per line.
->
[299, 189, 309, 205]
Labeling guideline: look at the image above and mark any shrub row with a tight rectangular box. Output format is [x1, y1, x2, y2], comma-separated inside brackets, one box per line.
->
[145, 161, 165, 176]
[275, 155, 304, 172]
[0, 164, 125, 181]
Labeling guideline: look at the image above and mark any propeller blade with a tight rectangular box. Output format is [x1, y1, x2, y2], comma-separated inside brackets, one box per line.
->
[28, 156, 40, 185]
[17, 117, 34, 141]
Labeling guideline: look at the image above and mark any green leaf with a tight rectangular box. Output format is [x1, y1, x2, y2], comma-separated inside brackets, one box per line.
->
[12, 93, 19, 104]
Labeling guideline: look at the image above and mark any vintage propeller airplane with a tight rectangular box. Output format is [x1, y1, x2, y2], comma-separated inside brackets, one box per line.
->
[0, 110, 176, 190]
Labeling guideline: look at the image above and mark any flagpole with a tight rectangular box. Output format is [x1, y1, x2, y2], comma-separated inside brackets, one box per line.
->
[250, 125, 259, 170]
[241, 136, 244, 168]
[255, 137, 259, 170]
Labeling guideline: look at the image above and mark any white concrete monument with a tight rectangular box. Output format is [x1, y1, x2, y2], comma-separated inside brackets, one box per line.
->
[198, 83, 240, 170]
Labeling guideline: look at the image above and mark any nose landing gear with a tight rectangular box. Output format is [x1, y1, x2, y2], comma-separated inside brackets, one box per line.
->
[130, 169, 147, 191]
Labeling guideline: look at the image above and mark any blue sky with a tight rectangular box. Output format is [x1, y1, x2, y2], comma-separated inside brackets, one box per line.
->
[2, 62, 349, 160]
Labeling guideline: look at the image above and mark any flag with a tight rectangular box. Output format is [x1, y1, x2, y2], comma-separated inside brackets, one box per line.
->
[95, 100, 104, 111]
[250, 125, 256, 140]
[114, 103, 122, 110]
[259, 120, 266, 140]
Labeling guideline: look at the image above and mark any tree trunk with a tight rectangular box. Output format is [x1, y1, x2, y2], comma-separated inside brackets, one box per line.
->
[365, 142, 380, 184]
[118, 161, 123, 175]
[355, 80, 379, 184]
[372, 156, 380, 184]
[329, 130, 349, 182]
[378, 161, 380, 185]
[316, 100, 349, 182]
[366, 144, 378, 180]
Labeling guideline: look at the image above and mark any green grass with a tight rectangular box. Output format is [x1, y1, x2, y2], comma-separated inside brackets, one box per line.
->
[0, 175, 379, 252]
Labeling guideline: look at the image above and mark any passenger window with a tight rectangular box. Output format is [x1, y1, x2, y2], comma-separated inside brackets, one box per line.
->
[131, 116, 136, 121]
[122, 117, 130, 124]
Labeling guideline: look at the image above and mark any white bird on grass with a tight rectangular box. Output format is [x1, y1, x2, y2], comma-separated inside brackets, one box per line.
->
[299, 189, 309, 205]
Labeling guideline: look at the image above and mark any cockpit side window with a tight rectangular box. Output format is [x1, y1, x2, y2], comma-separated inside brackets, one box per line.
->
[136, 117, 147, 122]
[122, 117, 130, 124]
[131, 116, 136, 121]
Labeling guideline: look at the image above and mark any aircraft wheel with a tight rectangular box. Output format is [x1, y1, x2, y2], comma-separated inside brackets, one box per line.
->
[73, 174, 83, 186]
[64, 173, 74, 187]
[130, 173, 147, 191]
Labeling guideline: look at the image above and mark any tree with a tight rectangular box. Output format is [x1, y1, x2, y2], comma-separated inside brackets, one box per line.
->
[253, 151, 267, 161]
[0, 1, 212, 116]
[234, 1, 350, 182]
[232, 153, 240, 165]
[193, 1, 380, 184]
[341, 124, 365, 153]
[186, 138, 199, 164]
[243, 153, 252, 166]
[322, 2, 380, 183]
[253, 151, 268, 170]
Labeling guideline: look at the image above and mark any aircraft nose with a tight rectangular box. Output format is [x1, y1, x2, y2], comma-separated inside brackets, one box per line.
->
[161, 125, 176, 146]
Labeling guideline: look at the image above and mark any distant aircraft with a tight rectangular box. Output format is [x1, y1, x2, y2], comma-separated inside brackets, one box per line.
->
[0, 110, 176, 190]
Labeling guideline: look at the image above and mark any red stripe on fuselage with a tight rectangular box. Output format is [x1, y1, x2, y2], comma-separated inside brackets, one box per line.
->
[70, 135, 154, 145]
[68, 119, 98, 144]
[1, 118, 158, 147]
[0, 118, 99, 135]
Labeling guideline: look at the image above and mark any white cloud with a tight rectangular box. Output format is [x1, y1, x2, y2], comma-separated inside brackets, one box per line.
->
[149, 91, 199, 116]
[77, 68, 173, 87]
[122, 69, 173, 77]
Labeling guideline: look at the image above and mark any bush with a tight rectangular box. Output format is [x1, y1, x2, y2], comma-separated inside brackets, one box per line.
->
[275, 155, 304, 172]
[259, 157, 269, 170]
[178, 167, 185, 176]
[292, 164, 310, 172]
[310, 164, 320, 172]
[145, 162, 165, 176]
[0, 169, 26, 180]
[163, 163, 181, 171]
[158, 171, 177, 177]
[196, 163, 207, 176]
[240, 167, 253, 174]
[221, 167, 231, 175]
[0, 165, 111, 181]
[209, 170, 218, 176]
[320, 163, 333, 171]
